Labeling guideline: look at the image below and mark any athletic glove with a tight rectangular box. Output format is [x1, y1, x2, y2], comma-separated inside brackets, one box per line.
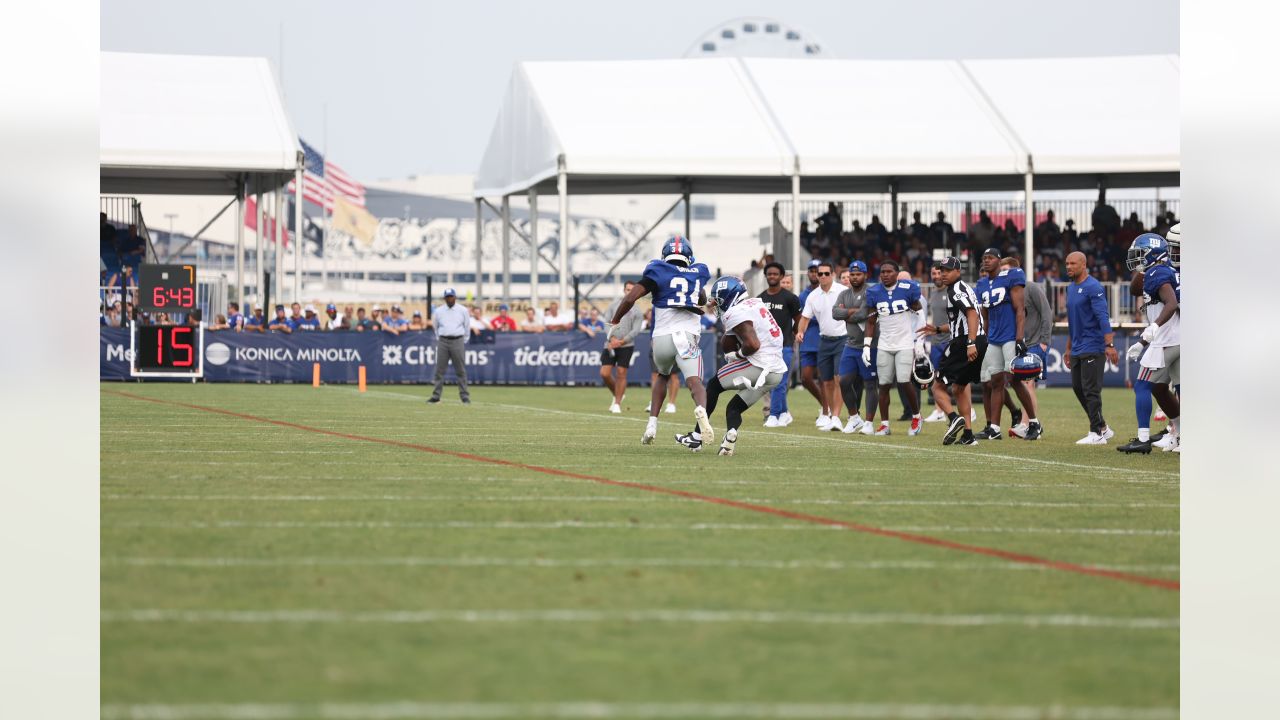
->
[1140, 323, 1159, 343]
[1015, 339, 1028, 356]
[723, 350, 742, 364]
[862, 338, 872, 367]
[1127, 342, 1145, 362]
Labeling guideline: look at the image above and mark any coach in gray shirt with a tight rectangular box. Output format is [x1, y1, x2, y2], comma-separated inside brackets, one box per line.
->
[1005, 256, 1050, 439]
[600, 281, 645, 412]
[831, 261, 876, 430]
[428, 287, 471, 405]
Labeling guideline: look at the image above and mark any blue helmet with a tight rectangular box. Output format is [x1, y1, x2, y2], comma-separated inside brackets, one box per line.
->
[1011, 353, 1043, 380]
[661, 235, 694, 266]
[709, 275, 748, 318]
[1126, 232, 1170, 272]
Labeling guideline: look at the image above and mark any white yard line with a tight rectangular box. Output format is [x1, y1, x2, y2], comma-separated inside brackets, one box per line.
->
[104, 555, 1180, 574]
[103, 520, 1178, 536]
[102, 494, 1179, 509]
[99, 701, 1181, 720]
[100, 608, 1178, 630]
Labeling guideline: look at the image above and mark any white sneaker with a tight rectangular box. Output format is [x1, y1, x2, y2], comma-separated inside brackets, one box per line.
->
[609, 402, 622, 414]
[642, 418, 657, 445]
[718, 428, 738, 456]
[1010, 423, 1028, 439]
[826, 416, 844, 432]
[908, 417, 922, 437]
[874, 423, 891, 436]
[860, 421, 875, 435]
[842, 415, 864, 434]
[1100, 426, 1115, 441]
[764, 415, 780, 427]
[1153, 433, 1179, 451]
[694, 405, 714, 444]
[778, 412, 794, 427]
[1172, 443, 1181, 454]
[816, 415, 832, 431]
[923, 408, 947, 423]
[665, 403, 677, 414]
[644, 403, 652, 413]
[1075, 432, 1107, 445]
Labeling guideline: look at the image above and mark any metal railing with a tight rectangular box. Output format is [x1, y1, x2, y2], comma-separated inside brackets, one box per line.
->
[100, 196, 158, 265]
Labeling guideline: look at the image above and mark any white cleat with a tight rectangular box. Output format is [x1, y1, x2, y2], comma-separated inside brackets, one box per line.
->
[874, 423, 891, 436]
[908, 418, 922, 437]
[1075, 432, 1108, 445]
[825, 416, 844, 432]
[778, 412, 794, 427]
[718, 429, 737, 456]
[609, 402, 622, 414]
[664, 402, 677, 414]
[1010, 423, 1028, 439]
[923, 408, 948, 423]
[764, 415, 780, 428]
[644, 403, 652, 413]
[1153, 432, 1179, 452]
[860, 421, 875, 435]
[1172, 443, 1181, 454]
[842, 415, 864, 434]
[1153, 409, 1167, 422]
[694, 405, 714, 445]
[642, 418, 658, 445]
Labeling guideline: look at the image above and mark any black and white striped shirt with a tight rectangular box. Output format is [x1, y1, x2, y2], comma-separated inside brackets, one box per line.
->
[945, 279, 985, 339]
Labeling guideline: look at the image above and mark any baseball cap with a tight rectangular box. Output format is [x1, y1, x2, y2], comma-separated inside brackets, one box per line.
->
[275, 304, 285, 311]
[807, 259, 823, 269]
[443, 287, 457, 297]
[499, 303, 510, 311]
[372, 304, 382, 311]
[304, 304, 316, 313]
[392, 305, 402, 312]
[848, 260, 867, 273]
[253, 304, 263, 311]
[413, 310, 422, 317]
[982, 247, 1002, 258]
[326, 303, 336, 312]
[933, 256, 962, 271]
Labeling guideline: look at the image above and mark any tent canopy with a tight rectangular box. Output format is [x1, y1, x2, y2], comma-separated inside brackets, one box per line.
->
[475, 55, 1179, 197]
[100, 51, 300, 196]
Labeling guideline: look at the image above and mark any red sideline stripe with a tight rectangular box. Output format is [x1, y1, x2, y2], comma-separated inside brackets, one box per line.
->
[104, 390, 1179, 592]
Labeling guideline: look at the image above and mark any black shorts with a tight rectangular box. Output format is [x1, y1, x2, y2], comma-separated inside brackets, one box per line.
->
[601, 346, 635, 367]
[938, 335, 988, 386]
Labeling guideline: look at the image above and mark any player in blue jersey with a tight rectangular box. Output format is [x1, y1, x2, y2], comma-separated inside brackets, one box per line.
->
[1118, 232, 1182, 453]
[863, 261, 924, 435]
[611, 235, 713, 445]
[973, 248, 1033, 440]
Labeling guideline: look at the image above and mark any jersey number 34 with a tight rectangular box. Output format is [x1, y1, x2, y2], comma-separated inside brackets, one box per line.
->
[667, 277, 702, 307]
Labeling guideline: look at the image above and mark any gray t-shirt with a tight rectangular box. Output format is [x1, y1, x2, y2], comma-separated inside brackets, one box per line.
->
[604, 298, 644, 347]
[831, 285, 871, 347]
[926, 286, 952, 344]
[1022, 280, 1053, 346]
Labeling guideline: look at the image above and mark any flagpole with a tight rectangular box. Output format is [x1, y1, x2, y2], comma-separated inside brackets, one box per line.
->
[294, 154, 303, 302]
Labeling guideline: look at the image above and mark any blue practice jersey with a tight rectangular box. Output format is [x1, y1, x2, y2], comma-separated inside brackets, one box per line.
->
[798, 286, 820, 350]
[642, 259, 710, 314]
[865, 279, 922, 351]
[1142, 263, 1180, 302]
[979, 268, 1026, 343]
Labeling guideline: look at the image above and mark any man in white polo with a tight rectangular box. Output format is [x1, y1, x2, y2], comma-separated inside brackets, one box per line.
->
[795, 260, 848, 430]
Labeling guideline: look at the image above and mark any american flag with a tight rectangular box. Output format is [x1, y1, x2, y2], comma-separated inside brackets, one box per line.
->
[286, 137, 366, 211]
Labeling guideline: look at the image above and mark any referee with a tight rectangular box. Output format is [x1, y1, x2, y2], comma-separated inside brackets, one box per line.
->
[428, 288, 471, 405]
[917, 256, 987, 446]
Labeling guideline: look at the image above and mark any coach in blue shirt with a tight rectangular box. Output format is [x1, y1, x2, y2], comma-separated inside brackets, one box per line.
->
[1064, 251, 1119, 444]
[428, 288, 471, 405]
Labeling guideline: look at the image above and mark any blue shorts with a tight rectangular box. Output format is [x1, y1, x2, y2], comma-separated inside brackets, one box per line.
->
[816, 336, 844, 381]
[800, 349, 818, 368]
[930, 342, 946, 372]
[1025, 343, 1048, 376]
[838, 345, 877, 380]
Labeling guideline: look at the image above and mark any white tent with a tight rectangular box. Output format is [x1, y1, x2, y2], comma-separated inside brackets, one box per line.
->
[100, 51, 304, 302]
[474, 55, 1180, 305]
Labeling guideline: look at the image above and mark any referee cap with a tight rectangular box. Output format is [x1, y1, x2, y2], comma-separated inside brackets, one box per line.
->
[933, 256, 962, 271]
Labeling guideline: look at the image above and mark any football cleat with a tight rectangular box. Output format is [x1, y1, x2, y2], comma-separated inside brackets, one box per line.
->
[764, 415, 780, 428]
[718, 429, 737, 456]
[1009, 423, 1028, 439]
[1075, 432, 1108, 445]
[942, 416, 966, 446]
[909, 417, 921, 436]
[609, 402, 622, 414]
[1022, 422, 1042, 441]
[675, 432, 703, 452]
[642, 420, 657, 445]
[923, 408, 947, 423]
[874, 423, 891, 436]
[1010, 408, 1023, 428]
[956, 433, 979, 446]
[1154, 409, 1167, 422]
[1153, 433, 1179, 452]
[694, 405, 714, 444]
[1116, 437, 1153, 454]
[1172, 444, 1181, 454]
[975, 425, 1002, 440]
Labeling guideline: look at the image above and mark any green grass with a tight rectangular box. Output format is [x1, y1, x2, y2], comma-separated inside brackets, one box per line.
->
[101, 382, 1178, 720]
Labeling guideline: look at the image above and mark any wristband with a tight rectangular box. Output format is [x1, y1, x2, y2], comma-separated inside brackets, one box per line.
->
[863, 338, 872, 347]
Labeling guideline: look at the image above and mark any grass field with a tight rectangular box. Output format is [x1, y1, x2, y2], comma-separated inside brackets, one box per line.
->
[101, 381, 1179, 720]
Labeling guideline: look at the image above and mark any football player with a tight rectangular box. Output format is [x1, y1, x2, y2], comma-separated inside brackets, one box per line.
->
[611, 235, 713, 445]
[1120, 233, 1181, 453]
[972, 248, 1030, 440]
[863, 261, 924, 436]
[675, 276, 788, 455]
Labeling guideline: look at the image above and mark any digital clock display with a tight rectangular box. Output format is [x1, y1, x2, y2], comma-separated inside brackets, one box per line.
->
[139, 264, 197, 312]
[133, 324, 203, 375]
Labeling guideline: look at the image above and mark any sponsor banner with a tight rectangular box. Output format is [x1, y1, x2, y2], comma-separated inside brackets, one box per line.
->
[100, 328, 1145, 387]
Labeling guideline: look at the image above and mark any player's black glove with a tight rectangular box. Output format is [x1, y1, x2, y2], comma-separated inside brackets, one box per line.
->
[1014, 339, 1028, 356]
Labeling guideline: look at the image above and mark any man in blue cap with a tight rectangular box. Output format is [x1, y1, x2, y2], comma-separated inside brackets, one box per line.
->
[428, 288, 471, 404]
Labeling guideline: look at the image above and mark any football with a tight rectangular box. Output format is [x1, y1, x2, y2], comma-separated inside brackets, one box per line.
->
[721, 334, 741, 354]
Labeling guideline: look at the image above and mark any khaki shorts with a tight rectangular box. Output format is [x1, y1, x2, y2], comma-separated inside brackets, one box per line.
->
[876, 347, 914, 384]
[980, 340, 1018, 382]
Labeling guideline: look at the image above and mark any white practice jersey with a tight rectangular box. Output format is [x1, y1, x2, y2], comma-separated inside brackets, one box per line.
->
[723, 297, 788, 374]
[652, 306, 702, 338]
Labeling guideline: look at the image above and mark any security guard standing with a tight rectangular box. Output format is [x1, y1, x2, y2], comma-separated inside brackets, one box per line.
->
[428, 288, 472, 404]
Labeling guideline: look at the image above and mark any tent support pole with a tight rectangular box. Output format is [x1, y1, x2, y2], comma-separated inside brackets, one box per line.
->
[790, 166, 801, 276]
[581, 195, 682, 302]
[529, 188, 539, 310]
[1024, 156, 1035, 268]
[683, 187, 691, 239]
[164, 196, 235, 262]
[293, 155, 303, 303]
[481, 196, 559, 275]
[256, 182, 265, 307]
[274, 185, 284, 302]
[235, 175, 245, 304]
[889, 180, 899, 232]
[558, 164, 569, 309]
[501, 195, 511, 302]
[475, 198, 484, 305]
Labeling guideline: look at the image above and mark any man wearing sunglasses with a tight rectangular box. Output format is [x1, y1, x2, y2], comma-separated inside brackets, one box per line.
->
[795, 261, 848, 430]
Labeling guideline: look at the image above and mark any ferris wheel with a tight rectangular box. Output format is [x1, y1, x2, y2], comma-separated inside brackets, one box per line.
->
[683, 17, 826, 59]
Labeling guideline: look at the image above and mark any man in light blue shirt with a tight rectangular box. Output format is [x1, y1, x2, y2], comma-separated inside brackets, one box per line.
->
[428, 288, 472, 405]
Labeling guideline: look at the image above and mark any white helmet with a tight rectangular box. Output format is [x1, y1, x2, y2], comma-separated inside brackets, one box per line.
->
[911, 355, 935, 387]
[1165, 223, 1180, 268]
